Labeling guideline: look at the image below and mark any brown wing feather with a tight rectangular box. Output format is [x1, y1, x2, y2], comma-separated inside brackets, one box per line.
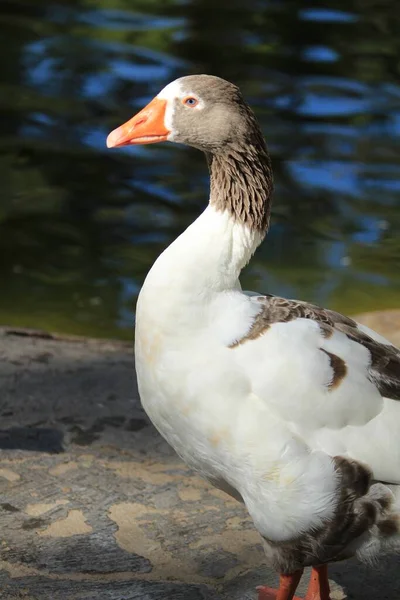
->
[232, 294, 400, 401]
[264, 456, 398, 573]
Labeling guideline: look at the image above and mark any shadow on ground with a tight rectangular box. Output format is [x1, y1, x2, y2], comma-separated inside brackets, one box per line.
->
[0, 428, 64, 452]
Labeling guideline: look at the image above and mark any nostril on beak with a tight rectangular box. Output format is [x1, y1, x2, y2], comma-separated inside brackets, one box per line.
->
[134, 115, 149, 129]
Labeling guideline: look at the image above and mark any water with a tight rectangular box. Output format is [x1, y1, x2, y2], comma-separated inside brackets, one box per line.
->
[0, 0, 399, 339]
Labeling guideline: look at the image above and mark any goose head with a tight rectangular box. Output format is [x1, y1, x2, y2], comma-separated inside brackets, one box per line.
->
[106, 74, 264, 154]
[107, 75, 273, 233]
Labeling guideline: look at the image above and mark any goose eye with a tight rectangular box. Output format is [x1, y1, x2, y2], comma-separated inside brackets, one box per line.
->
[183, 96, 198, 107]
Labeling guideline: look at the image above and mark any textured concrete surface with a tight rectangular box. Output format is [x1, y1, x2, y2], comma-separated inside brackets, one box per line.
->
[0, 317, 399, 600]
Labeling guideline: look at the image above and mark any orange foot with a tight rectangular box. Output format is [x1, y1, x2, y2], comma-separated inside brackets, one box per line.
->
[257, 566, 332, 600]
[257, 570, 303, 600]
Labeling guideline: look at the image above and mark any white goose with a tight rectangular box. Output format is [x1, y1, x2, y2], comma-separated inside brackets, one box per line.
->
[107, 75, 400, 600]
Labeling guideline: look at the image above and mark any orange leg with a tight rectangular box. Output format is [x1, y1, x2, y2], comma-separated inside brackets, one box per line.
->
[257, 566, 332, 600]
[257, 570, 303, 600]
[304, 566, 331, 600]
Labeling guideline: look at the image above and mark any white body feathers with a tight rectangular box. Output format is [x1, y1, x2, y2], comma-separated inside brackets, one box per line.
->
[135, 206, 400, 555]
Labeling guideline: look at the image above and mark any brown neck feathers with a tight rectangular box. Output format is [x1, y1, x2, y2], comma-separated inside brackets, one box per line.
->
[206, 129, 273, 233]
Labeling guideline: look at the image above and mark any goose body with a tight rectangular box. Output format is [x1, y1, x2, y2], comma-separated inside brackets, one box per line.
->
[107, 75, 400, 599]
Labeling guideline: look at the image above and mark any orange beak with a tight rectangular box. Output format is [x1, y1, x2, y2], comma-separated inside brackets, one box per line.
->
[106, 97, 170, 148]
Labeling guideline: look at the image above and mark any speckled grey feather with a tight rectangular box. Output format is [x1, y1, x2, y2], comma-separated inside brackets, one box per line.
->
[170, 75, 274, 232]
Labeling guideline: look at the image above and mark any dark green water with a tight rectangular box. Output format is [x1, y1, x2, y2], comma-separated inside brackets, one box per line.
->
[0, 0, 399, 339]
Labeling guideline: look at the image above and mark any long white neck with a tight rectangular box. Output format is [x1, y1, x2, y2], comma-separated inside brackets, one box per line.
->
[143, 205, 264, 299]
[138, 138, 273, 330]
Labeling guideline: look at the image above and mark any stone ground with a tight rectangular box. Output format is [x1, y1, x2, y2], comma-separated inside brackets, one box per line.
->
[0, 310, 399, 600]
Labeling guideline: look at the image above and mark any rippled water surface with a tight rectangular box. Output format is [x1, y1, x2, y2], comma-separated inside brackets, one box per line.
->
[1, 0, 399, 338]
